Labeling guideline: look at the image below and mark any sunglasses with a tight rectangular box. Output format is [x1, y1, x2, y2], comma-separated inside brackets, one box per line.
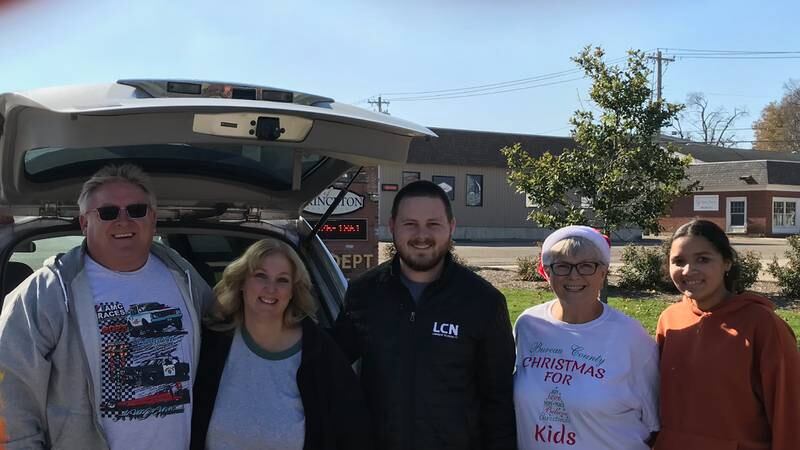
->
[90, 203, 150, 221]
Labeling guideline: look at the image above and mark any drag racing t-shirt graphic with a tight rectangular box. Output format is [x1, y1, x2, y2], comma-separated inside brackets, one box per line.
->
[88, 255, 193, 450]
[512, 300, 659, 450]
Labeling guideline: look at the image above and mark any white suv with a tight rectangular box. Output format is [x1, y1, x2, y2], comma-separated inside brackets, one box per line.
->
[0, 79, 434, 325]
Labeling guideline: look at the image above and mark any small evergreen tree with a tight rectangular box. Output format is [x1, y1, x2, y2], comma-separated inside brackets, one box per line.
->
[502, 46, 698, 236]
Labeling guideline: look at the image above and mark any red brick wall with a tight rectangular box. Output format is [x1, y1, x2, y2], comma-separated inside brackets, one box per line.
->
[659, 191, 797, 236]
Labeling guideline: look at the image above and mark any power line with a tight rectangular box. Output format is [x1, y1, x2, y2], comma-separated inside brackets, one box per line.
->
[661, 48, 800, 61]
[379, 67, 582, 96]
[674, 55, 800, 60]
[373, 53, 638, 103]
[370, 48, 796, 105]
[663, 48, 800, 55]
[388, 76, 586, 102]
[387, 72, 584, 99]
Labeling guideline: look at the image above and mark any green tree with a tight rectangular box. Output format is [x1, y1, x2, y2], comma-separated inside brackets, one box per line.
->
[502, 46, 697, 237]
[753, 80, 800, 152]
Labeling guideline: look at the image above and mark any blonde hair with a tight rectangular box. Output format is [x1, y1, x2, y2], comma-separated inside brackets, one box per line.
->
[542, 236, 604, 265]
[206, 238, 317, 331]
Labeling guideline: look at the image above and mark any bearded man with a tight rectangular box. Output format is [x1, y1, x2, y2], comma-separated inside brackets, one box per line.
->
[333, 180, 517, 450]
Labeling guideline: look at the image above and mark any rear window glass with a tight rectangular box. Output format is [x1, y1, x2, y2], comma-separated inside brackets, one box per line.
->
[24, 144, 325, 191]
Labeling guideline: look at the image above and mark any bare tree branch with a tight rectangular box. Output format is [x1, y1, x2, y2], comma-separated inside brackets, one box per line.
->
[670, 92, 746, 147]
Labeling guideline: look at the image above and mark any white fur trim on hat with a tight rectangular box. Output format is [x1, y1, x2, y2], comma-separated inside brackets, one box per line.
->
[540, 225, 611, 265]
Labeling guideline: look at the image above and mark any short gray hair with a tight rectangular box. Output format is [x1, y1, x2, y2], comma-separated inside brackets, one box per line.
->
[77, 164, 157, 213]
[541, 236, 604, 266]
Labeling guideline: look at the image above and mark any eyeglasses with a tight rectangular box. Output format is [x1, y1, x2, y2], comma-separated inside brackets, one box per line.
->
[548, 261, 602, 276]
[90, 203, 149, 221]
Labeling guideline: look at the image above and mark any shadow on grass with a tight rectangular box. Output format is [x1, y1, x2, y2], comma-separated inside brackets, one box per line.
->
[604, 285, 672, 301]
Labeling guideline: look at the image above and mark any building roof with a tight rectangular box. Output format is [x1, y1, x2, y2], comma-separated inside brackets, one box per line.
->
[688, 160, 800, 188]
[660, 136, 800, 163]
[409, 128, 800, 168]
[408, 127, 576, 167]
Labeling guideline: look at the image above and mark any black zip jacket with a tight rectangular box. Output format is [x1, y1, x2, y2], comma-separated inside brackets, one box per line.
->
[191, 318, 372, 450]
[333, 254, 517, 450]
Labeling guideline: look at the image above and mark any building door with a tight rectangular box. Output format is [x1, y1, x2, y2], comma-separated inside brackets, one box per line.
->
[726, 197, 747, 233]
[772, 197, 800, 234]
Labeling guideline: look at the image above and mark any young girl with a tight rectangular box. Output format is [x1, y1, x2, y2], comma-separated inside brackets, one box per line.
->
[655, 220, 800, 450]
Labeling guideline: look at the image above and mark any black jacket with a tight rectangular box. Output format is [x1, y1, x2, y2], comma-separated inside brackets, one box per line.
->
[191, 318, 372, 450]
[333, 254, 517, 450]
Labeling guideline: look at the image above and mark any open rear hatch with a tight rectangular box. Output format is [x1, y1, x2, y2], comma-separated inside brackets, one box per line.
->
[0, 79, 435, 219]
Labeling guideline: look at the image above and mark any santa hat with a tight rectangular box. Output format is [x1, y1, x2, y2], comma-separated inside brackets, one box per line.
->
[537, 226, 611, 280]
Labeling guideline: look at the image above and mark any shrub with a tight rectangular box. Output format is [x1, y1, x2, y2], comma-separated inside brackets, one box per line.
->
[618, 244, 674, 292]
[517, 256, 546, 282]
[736, 250, 762, 291]
[767, 235, 800, 298]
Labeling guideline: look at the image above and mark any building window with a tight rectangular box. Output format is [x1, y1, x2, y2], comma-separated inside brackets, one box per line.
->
[729, 200, 746, 226]
[432, 175, 455, 200]
[466, 174, 483, 207]
[402, 171, 420, 186]
[773, 199, 797, 228]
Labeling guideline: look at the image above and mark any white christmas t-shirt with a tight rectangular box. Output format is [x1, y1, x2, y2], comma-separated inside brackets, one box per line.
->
[513, 300, 659, 450]
[88, 255, 194, 450]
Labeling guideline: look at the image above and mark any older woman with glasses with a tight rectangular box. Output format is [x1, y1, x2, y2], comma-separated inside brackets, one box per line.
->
[513, 225, 660, 450]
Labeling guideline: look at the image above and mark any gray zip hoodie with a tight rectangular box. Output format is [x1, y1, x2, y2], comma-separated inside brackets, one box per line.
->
[0, 242, 213, 449]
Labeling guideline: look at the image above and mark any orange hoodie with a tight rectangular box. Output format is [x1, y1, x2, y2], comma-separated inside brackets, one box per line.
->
[654, 292, 800, 450]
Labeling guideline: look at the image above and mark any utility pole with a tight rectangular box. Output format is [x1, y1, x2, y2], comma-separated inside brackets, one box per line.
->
[647, 50, 675, 102]
[368, 96, 390, 114]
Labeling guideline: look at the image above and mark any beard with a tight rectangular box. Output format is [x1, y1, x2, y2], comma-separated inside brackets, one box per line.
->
[394, 236, 451, 273]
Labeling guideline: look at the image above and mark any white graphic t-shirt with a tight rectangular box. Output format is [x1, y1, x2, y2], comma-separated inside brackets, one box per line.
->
[513, 300, 659, 450]
[88, 255, 194, 450]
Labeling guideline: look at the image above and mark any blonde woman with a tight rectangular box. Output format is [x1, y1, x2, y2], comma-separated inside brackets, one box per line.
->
[191, 238, 371, 450]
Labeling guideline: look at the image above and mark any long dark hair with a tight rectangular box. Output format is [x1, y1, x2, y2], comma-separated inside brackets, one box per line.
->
[667, 219, 742, 293]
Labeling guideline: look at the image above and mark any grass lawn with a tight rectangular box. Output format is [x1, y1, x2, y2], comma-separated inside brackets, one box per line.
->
[502, 288, 800, 339]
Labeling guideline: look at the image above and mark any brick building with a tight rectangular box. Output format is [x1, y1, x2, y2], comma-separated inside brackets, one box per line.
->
[660, 139, 800, 236]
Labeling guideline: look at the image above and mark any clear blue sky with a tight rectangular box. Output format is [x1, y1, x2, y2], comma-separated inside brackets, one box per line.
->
[2, 0, 798, 148]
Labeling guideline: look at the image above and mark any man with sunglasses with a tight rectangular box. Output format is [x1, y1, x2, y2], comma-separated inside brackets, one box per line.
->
[0, 164, 213, 450]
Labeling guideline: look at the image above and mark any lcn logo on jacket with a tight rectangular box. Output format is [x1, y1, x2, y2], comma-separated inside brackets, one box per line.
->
[432, 321, 460, 339]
